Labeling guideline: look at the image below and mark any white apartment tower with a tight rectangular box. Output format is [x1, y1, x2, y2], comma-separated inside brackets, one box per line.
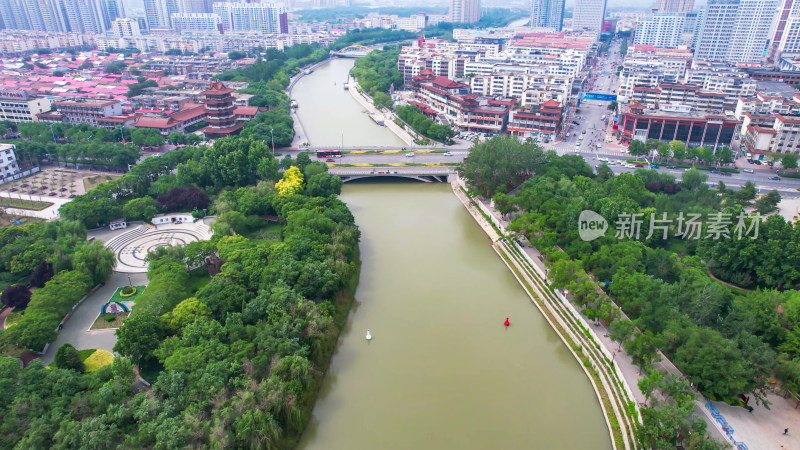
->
[634, 12, 697, 48]
[573, 0, 607, 34]
[449, 0, 480, 24]
[0, 0, 30, 30]
[530, 0, 565, 30]
[696, 0, 780, 63]
[170, 13, 220, 33]
[212, 2, 288, 33]
[658, 0, 695, 12]
[143, 0, 183, 29]
[111, 17, 140, 37]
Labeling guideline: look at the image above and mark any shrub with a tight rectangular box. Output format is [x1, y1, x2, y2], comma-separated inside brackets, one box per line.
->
[1, 284, 31, 309]
[103, 314, 116, 322]
[120, 286, 136, 297]
[54, 343, 85, 372]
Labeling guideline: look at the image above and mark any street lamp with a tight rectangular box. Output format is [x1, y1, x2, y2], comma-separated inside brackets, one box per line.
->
[269, 128, 274, 155]
[49, 123, 56, 143]
[341, 130, 344, 149]
[127, 275, 132, 287]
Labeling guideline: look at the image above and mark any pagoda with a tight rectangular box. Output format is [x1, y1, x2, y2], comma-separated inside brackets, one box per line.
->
[200, 81, 244, 138]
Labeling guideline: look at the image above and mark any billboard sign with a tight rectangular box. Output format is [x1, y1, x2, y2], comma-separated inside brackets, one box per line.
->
[582, 93, 618, 102]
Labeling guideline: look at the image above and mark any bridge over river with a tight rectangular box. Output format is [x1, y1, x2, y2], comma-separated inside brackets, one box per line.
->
[328, 166, 456, 182]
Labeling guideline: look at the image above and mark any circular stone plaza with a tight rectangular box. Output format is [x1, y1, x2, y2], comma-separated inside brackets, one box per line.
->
[88, 216, 214, 273]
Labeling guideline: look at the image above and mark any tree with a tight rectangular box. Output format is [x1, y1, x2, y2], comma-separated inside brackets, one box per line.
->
[131, 128, 164, 147]
[656, 143, 672, 160]
[28, 261, 53, 288]
[157, 187, 210, 211]
[1, 284, 31, 308]
[754, 190, 781, 214]
[609, 319, 635, 351]
[680, 168, 708, 191]
[628, 140, 647, 157]
[228, 51, 247, 60]
[782, 152, 799, 170]
[71, 241, 115, 285]
[275, 166, 304, 196]
[457, 135, 546, 197]
[608, 101, 618, 111]
[306, 172, 342, 197]
[123, 197, 159, 222]
[113, 313, 164, 362]
[54, 343, 84, 372]
[492, 192, 516, 219]
[167, 131, 187, 145]
[669, 140, 686, 161]
[104, 61, 126, 74]
[162, 297, 211, 331]
[372, 91, 393, 109]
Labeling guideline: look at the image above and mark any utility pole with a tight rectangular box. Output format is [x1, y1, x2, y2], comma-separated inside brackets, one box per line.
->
[270, 128, 274, 155]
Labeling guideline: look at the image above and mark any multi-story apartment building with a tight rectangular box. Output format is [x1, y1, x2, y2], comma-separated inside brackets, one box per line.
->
[111, 18, 141, 37]
[633, 12, 697, 48]
[170, 13, 221, 33]
[742, 112, 800, 154]
[685, 61, 757, 100]
[469, 73, 571, 105]
[0, 143, 21, 183]
[38, 98, 123, 126]
[449, 0, 480, 24]
[530, 0, 565, 31]
[573, 0, 608, 35]
[695, 0, 780, 63]
[618, 58, 687, 101]
[0, 90, 51, 123]
[212, 2, 288, 34]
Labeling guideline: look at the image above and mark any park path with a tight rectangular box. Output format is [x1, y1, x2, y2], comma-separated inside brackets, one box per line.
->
[39, 272, 148, 366]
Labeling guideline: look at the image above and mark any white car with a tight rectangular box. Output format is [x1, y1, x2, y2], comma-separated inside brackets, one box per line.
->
[443, 151, 453, 156]
[598, 157, 608, 162]
[405, 152, 415, 157]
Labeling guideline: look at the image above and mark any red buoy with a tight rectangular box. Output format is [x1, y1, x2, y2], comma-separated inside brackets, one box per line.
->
[504, 317, 510, 327]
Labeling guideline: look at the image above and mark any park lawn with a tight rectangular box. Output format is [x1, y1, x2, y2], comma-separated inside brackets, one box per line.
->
[0, 214, 42, 228]
[83, 349, 113, 372]
[108, 285, 146, 304]
[83, 173, 120, 192]
[249, 221, 282, 240]
[90, 312, 130, 330]
[0, 197, 53, 211]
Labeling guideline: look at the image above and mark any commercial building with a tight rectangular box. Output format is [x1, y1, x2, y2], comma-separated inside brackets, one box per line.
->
[619, 101, 739, 147]
[0, 143, 21, 184]
[573, 0, 607, 34]
[449, 0, 480, 24]
[411, 73, 515, 135]
[132, 104, 207, 137]
[507, 99, 564, 137]
[530, 0, 565, 31]
[200, 80, 243, 138]
[0, 90, 51, 123]
[38, 98, 123, 126]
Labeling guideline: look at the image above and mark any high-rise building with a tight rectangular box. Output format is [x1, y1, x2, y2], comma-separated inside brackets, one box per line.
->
[102, 0, 125, 22]
[111, 17, 140, 37]
[143, 0, 183, 29]
[573, 0, 607, 34]
[657, 0, 695, 12]
[182, 0, 212, 14]
[171, 12, 220, 33]
[212, 2, 288, 34]
[634, 12, 698, 48]
[695, 0, 780, 63]
[62, 0, 110, 34]
[0, 0, 30, 30]
[530, 0, 565, 30]
[25, 0, 68, 32]
[767, 0, 800, 63]
[449, 0, 480, 24]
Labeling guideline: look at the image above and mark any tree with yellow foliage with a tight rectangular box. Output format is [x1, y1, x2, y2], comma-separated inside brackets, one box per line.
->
[275, 166, 304, 196]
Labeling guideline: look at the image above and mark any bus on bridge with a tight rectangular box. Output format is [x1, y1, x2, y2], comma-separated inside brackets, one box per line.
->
[316, 150, 342, 158]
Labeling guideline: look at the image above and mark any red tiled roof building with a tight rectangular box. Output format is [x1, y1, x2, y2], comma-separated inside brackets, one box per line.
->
[200, 81, 243, 138]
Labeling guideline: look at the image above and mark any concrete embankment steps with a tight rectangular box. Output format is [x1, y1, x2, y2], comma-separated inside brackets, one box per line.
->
[497, 240, 638, 450]
[105, 225, 147, 252]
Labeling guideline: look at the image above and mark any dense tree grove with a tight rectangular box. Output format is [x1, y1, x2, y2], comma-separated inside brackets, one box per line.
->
[395, 105, 454, 143]
[1, 133, 359, 448]
[471, 140, 800, 410]
[350, 48, 404, 99]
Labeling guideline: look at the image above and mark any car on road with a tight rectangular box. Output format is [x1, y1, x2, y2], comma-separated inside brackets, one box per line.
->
[566, 133, 570, 137]
[665, 165, 678, 169]
[634, 163, 644, 167]
[743, 168, 754, 173]
[650, 164, 660, 169]
[754, 160, 763, 165]
[582, 130, 587, 134]
[769, 176, 782, 180]
[326, 158, 335, 162]
[598, 157, 608, 162]
[405, 152, 415, 157]
[443, 151, 453, 156]
[572, 121, 580, 125]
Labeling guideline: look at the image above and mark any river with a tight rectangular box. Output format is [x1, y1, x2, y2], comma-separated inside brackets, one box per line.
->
[291, 58, 406, 147]
[295, 60, 611, 449]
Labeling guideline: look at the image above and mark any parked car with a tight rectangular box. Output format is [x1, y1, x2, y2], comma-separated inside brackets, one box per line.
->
[405, 152, 415, 157]
[769, 176, 782, 180]
[598, 157, 608, 162]
[326, 158, 335, 162]
[743, 168, 754, 173]
[650, 164, 660, 169]
[634, 163, 644, 167]
[754, 160, 763, 165]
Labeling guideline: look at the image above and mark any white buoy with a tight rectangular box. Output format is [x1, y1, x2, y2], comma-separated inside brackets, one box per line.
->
[366, 329, 372, 341]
